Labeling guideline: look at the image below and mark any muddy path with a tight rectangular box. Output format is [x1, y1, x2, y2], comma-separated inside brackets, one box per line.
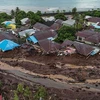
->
[0, 60, 100, 93]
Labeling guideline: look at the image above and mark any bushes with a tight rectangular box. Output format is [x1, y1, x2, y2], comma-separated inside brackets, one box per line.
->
[55, 26, 76, 43]
[54, 13, 67, 20]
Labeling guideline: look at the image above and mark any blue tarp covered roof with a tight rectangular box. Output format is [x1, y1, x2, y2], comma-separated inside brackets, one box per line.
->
[0, 39, 20, 52]
[27, 36, 38, 44]
[5, 22, 11, 26]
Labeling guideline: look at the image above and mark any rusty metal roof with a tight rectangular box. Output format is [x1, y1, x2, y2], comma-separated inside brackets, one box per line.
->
[87, 17, 100, 23]
[33, 30, 57, 41]
[73, 42, 94, 56]
[38, 39, 61, 53]
[76, 30, 96, 38]
[33, 22, 50, 31]
[0, 32, 17, 41]
[50, 23, 62, 30]
[61, 40, 74, 47]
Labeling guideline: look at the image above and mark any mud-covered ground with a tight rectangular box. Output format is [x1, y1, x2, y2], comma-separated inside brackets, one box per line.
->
[0, 47, 100, 100]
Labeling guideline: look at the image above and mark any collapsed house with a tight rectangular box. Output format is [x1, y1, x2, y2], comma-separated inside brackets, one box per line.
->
[61, 40, 99, 56]
[38, 39, 61, 54]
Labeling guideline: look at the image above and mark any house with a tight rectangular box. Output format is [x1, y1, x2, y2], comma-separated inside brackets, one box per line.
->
[42, 16, 55, 22]
[61, 40, 74, 47]
[84, 33, 100, 45]
[33, 22, 50, 31]
[27, 35, 38, 44]
[18, 29, 36, 38]
[85, 15, 92, 19]
[73, 42, 94, 56]
[55, 19, 63, 25]
[33, 30, 57, 41]
[76, 29, 100, 45]
[0, 39, 20, 52]
[2, 21, 15, 25]
[50, 23, 62, 31]
[62, 19, 75, 26]
[21, 18, 30, 25]
[86, 17, 100, 26]
[2, 21, 16, 30]
[15, 26, 31, 33]
[38, 39, 61, 53]
[76, 30, 96, 42]
[0, 32, 17, 42]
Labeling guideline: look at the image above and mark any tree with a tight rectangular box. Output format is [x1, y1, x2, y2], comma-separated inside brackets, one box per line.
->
[36, 10, 42, 16]
[62, 10, 66, 13]
[15, 10, 27, 25]
[55, 26, 76, 42]
[16, 7, 20, 14]
[74, 13, 84, 30]
[11, 9, 15, 18]
[72, 7, 77, 16]
[27, 11, 44, 25]
[54, 13, 67, 20]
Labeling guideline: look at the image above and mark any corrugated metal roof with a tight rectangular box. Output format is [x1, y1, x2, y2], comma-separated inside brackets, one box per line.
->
[76, 30, 96, 38]
[38, 39, 61, 53]
[87, 17, 100, 23]
[85, 33, 100, 44]
[0, 32, 17, 41]
[50, 23, 61, 30]
[33, 30, 57, 41]
[33, 22, 50, 31]
[73, 42, 94, 56]
[55, 19, 63, 25]
[61, 40, 74, 47]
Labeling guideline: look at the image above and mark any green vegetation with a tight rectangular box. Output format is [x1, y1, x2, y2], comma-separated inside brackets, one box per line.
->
[55, 26, 76, 42]
[54, 13, 67, 20]
[72, 7, 77, 16]
[34, 86, 47, 100]
[14, 83, 33, 100]
[85, 9, 100, 17]
[0, 12, 12, 26]
[0, 7, 44, 28]
[74, 13, 84, 30]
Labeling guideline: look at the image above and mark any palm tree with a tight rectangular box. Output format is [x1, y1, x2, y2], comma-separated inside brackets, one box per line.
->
[72, 7, 77, 16]
[11, 9, 15, 18]
[16, 7, 20, 14]
[63, 10, 66, 14]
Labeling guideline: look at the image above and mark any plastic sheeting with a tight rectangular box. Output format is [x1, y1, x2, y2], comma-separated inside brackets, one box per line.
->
[0, 39, 20, 52]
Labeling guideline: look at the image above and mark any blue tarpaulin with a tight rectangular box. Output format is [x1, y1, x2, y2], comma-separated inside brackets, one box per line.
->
[5, 22, 12, 26]
[27, 36, 38, 43]
[0, 39, 20, 52]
